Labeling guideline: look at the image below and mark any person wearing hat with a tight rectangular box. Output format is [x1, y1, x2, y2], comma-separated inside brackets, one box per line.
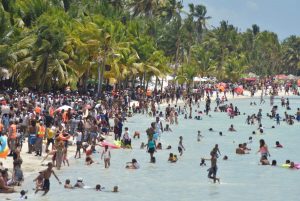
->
[74, 178, 85, 188]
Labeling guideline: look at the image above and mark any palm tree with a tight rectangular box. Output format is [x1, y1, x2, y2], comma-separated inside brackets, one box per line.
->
[188, 3, 211, 43]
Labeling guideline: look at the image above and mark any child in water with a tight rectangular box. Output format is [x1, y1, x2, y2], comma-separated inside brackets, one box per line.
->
[197, 131, 203, 142]
[168, 153, 178, 163]
[200, 158, 206, 166]
[164, 124, 173, 132]
[178, 136, 185, 156]
[33, 172, 44, 192]
[275, 141, 283, 148]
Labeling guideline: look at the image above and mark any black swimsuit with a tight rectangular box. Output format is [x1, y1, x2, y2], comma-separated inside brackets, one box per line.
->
[43, 179, 50, 190]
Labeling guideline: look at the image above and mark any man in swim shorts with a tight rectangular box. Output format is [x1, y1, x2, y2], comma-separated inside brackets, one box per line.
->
[35, 162, 61, 196]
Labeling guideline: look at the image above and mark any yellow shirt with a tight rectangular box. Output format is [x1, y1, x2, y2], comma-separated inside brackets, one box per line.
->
[47, 128, 55, 139]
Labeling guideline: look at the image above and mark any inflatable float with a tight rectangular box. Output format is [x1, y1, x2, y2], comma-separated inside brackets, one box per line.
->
[100, 141, 120, 149]
[0, 136, 9, 159]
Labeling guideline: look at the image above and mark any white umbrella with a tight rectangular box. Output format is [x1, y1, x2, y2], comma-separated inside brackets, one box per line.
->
[55, 105, 72, 112]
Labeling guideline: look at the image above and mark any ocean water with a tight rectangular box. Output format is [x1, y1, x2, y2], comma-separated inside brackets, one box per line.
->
[18, 96, 300, 201]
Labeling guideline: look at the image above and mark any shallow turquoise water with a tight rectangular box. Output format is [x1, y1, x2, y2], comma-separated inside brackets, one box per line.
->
[19, 96, 300, 201]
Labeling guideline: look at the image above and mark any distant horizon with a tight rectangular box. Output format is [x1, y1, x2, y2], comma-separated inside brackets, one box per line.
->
[183, 0, 299, 41]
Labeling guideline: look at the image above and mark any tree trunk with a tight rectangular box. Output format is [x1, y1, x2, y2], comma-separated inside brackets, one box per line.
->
[98, 52, 106, 97]
[161, 78, 164, 92]
[142, 72, 146, 88]
[154, 76, 158, 91]
[40, 53, 49, 92]
[146, 79, 149, 91]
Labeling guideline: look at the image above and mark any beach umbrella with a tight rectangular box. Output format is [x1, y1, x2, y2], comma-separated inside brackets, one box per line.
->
[55, 105, 72, 112]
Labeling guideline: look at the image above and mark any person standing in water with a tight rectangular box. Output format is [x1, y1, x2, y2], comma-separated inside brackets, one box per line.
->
[257, 139, 270, 159]
[202, 151, 220, 183]
[178, 136, 185, 156]
[147, 136, 156, 163]
[101, 145, 111, 168]
[34, 162, 61, 196]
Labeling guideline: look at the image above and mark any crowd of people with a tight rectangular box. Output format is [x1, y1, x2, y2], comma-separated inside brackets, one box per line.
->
[0, 79, 299, 199]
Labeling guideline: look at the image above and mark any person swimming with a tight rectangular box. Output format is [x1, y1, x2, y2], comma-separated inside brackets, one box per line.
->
[197, 131, 203, 141]
[228, 124, 236, 132]
[275, 141, 283, 148]
[64, 179, 73, 189]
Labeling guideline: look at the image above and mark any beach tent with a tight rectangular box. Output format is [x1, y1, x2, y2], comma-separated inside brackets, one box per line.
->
[287, 74, 296, 80]
[275, 74, 288, 80]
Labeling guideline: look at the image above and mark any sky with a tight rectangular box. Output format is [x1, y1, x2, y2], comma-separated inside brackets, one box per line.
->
[183, 0, 300, 40]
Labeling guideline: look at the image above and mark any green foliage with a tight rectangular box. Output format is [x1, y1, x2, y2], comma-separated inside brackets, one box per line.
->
[0, 0, 298, 91]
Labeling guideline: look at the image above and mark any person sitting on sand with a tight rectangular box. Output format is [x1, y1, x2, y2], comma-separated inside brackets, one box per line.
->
[64, 179, 73, 189]
[126, 159, 140, 169]
[275, 141, 283, 148]
[0, 169, 15, 193]
[228, 124, 236, 132]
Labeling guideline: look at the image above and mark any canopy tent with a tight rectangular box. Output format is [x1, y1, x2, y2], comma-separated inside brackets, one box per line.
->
[275, 74, 288, 80]
[287, 74, 296, 80]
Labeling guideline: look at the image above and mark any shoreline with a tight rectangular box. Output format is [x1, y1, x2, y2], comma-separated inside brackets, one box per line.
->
[0, 89, 294, 198]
